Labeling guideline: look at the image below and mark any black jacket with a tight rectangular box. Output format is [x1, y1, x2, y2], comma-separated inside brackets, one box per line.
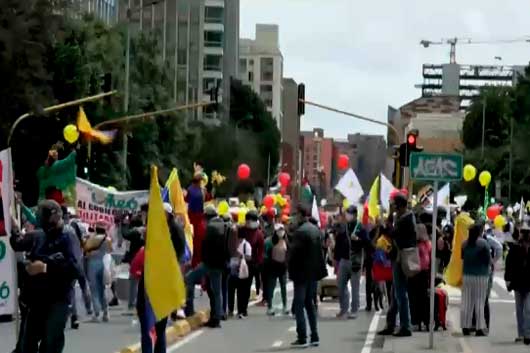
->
[392, 211, 417, 250]
[505, 242, 530, 293]
[122, 227, 145, 264]
[168, 218, 186, 261]
[24, 228, 81, 305]
[333, 223, 350, 261]
[347, 221, 366, 272]
[202, 217, 228, 270]
[288, 221, 327, 282]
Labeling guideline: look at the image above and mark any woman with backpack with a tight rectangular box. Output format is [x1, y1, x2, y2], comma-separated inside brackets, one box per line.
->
[227, 229, 253, 318]
[265, 224, 289, 316]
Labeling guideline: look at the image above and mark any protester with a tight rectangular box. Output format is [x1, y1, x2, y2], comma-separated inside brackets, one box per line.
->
[65, 211, 92, 329]
[15, 200, 81, 353]
[372, 221, 393, 311]
[461, 223, 491, 336]
[333, 208, 352, 319]
[85, 221, 113, 322]
[504, 221, 530, 344]
[265, 223, 289, 316]
[408, 223, 431, 331]
[201, 205, 229, 328]
[482, 223, 503, 330]
[227, 225, 252, 318]
[186, 174, 206, 269]
[288, 204, 327, 348]
[122, 214, 145, 310]
[436, 224, 453, 274]
[364, 225, 377, 312]
[240, 210, 265, 312]
[378, 194, 416, 337]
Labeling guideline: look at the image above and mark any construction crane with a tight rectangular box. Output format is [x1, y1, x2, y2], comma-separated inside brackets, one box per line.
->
[420, 37, 530, 64]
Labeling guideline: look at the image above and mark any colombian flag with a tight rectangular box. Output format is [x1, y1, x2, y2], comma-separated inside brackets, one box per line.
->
[145, 166, 186, 320]
[77, 106, 116, 144]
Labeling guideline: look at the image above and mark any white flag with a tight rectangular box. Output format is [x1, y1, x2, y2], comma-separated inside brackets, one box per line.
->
[520, 197, 525, 221]
[380, 173, 394, 211]
[335, 169, 364, 204]
[426, 183, 450, 213]
[312, 196, 320, 227]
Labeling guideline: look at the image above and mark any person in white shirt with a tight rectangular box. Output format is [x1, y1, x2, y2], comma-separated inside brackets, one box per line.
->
[227, 230, 252, 318]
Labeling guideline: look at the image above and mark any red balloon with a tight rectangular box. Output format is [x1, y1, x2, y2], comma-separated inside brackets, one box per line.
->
[486, 205, 501, 220]
[279, 172, 291, 187]
[263, 195, 274, 209]
[337, 154, 349, 170]
[400, 188, 409, 197]
[390, 188, 400, 200]
[237, 163, 251, 179]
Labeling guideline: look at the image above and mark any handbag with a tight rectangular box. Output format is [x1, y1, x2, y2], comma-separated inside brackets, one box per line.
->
[238, 258, 249, 279]
[399, 247, 421, 278]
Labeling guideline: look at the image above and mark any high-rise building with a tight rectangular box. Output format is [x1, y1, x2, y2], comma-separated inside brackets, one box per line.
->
[117, 0, 239, 121]
[239, 24, 284, 127]
[70, 0, 118, 24]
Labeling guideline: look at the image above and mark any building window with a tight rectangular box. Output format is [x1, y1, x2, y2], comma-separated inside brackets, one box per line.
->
[204, 31, 223, 47]
[260, 84, 273, 93]
[264, 99, 273, 107]
[203, 78, 217, 93]
[260, 57, 274, 81]
[239, 59, 247, 74]
[204, 6, 224, 24]
[204, 54, 222, 71]
[249, 59, 254, 66]
[248, 71, 254, 82]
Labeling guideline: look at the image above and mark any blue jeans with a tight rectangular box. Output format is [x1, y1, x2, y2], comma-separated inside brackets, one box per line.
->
[222, 268, 229, 315]
[206, 269, 223, 321]
[515, 291, 530, 338]
[392, 262, 411, 331]
[293, 280, 319, 343]
[22, 301, 70, 353]
[87, 259, 108, 316]
[128, 277, 139, 310]
[267, 270, 287, 309]
[184, 263, 207, 316]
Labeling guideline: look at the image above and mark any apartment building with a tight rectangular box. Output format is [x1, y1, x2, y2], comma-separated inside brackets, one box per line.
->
[239, 24, 283, 128]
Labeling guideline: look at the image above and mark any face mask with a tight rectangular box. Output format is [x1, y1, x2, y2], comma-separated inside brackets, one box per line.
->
[277, 230, 285, 238]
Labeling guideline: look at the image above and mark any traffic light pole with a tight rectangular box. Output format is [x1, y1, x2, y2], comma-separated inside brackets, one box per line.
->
[300, 99, 402, 144]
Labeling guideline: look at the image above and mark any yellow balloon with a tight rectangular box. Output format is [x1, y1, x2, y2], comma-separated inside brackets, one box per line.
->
[107, 186, 117, 192]
[260, 205, 267, 214]
[494, 215, 506, 229]
[217, 200, 229, 216]
[63, 124, 79, 144]
[463, 164, 477, 182]
[246, 200, 256, 210]
[342, 199, 350, 209]
[238, 207, 247, 225]
[479, 171, 492, 187]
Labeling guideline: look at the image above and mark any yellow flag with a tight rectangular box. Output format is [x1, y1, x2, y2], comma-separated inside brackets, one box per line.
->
[76, 106, 113, 144]
[145, 166, 186, 320]
[444, 211, 474, 287]
[368, 175, 380, 220]
[166, 168, 194, 254]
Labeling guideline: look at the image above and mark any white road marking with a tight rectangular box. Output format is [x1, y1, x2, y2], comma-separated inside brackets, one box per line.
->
[168, 330, 204, 352]
[288, 326, 296, 332]
[448, 309, 472, 353]
[493, 276, 514, 296]
[490, 290, 499, 299]
[360, 311, 381, 353]
[271, 340, 283, 348]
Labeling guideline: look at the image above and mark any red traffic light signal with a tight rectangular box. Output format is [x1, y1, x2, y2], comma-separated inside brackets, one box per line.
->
[407, 134, 416, 145]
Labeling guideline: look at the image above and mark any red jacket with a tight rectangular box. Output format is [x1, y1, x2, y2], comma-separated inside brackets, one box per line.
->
[130, 246, 145, 279]
[241, 227, 264, 266]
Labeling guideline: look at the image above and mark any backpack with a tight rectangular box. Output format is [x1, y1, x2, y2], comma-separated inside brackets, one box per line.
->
[271, 239, 287, 263]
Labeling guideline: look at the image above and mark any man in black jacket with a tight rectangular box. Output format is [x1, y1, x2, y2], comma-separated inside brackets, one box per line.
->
[288, 204, 327, 348]
[16, 200, 81, 353]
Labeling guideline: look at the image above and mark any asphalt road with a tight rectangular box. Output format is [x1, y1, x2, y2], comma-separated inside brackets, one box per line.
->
[0, 271, 524, 353]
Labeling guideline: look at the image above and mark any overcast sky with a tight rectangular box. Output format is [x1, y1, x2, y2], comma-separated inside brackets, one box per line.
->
[240, 0, 530, 139]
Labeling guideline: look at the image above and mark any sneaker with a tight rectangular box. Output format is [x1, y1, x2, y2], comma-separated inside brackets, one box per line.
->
[336, 312, 349, 320]
[462, 328, 471, 336]
[237, 313, 246, 320]
[267, 308, 276, 316]
[475, 330, 487, 337]
[108, 298, 119, 307]
[205, 320, 221, 328]
[377, 328, 395, 335]
[282, 307, 290, 315]
[515, 337, 524, 343]
[348, 312, 358, 319]
[365, 306, 372, 312]
[70, 319, 79, 330]
[524, 338, 530, 345]
[290, 339, 309, 348]
[393, 329, 412, 337]
[310, 338, 320, 347]
[221, 314, 228, 321]
[90, 315, 100, 323]
[102, 312, 109, 322]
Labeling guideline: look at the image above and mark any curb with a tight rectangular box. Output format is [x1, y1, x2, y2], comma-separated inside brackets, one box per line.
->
[119, 310, 210, 353]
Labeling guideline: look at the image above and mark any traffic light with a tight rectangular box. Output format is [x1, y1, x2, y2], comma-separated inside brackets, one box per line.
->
[297, 83, 305, 116]
[399, 129, 423, 167]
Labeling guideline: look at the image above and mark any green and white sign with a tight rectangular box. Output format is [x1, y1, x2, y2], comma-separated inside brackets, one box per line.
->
[0, 148, 15, 316]
[409, 152, 463, 182]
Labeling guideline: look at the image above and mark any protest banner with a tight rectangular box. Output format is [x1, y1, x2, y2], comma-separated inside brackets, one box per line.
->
[0, 148, 15, 316]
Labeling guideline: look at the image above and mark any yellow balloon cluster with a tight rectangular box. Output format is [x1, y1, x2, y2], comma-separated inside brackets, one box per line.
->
[238, 206, 248, 225]
[211, 170, 226, 186]
[494, 215, 506, 229]
[479, 171, 492, 187]
[63, 124, 79, 144]
[275, 193, 287, 207]
[463, 164, 477, 182]
[246, 200, 256, 210]
[217, 200, 229, 216]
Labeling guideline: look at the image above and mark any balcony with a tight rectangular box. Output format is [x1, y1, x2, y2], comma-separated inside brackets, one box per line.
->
[204, 22, 224, 32]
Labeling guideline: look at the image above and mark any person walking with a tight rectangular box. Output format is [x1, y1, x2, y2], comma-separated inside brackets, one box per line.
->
[265, 223, 289, 316]
[85, 221, 113, 322]
[378, 194, 416, 337]
[227, 227, 252, 318]
[122, 214, 145, 311]
[333, 209, 352, 319]
[461, 223, 491, 336]
[505, 221, 530, 344]
[288, 204, 327, 348]
[346, 205, 366, 319]
[17, 200, 81, 353]
[408, 223, 431, 331]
